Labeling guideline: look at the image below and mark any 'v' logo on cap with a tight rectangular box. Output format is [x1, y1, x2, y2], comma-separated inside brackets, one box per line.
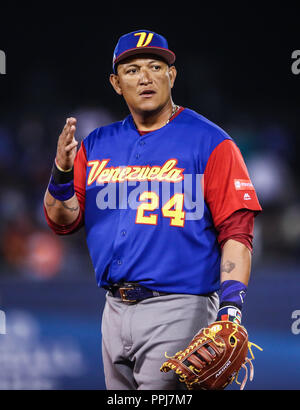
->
[134, 32, 154, 47]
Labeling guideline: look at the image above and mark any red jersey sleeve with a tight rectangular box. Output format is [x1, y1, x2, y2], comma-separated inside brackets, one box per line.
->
[216, 209, 255, 252]
[204, 139, 262, 227]
[74, 141, 87, 215]
[44, 141, 87, 235]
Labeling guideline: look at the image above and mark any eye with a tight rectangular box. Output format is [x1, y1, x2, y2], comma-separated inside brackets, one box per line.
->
[151, 64, 161, 71]
[126, 67, 138, 74]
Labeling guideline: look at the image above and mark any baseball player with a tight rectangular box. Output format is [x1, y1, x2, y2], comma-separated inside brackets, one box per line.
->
[44, 30, 262, 390]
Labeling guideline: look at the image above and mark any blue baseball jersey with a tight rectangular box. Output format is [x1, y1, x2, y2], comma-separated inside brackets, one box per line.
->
[70, 108, 261, 295]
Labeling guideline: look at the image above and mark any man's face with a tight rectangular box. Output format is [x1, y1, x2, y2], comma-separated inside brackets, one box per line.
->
[110, 55, 177, 114]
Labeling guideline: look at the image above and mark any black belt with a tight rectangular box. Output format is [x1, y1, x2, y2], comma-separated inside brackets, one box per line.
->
[107, 283, 168, 303]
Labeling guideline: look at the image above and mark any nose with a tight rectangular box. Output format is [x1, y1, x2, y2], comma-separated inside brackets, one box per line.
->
[139, 67, 152, 85]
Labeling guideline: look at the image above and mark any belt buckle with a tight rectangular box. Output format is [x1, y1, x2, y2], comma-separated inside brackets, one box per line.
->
[119, 287, 137, 303]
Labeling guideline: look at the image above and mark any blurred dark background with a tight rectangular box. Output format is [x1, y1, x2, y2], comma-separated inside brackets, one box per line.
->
[0, 4, 299, 390]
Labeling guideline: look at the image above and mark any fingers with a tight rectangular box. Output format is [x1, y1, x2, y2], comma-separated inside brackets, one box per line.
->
[61, 117, 77, 144]
[56, 117, 78, 169]
[65, 138, 78, 154]
[65, 117, 78, 153]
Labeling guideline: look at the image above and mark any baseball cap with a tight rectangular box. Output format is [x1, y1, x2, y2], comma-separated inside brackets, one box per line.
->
[112, 30, 176, 73]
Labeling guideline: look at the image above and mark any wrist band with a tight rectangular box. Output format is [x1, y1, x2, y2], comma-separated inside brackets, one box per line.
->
[47, 159, 75, 201]
[216, 280, 248, 324]
[219, 280, 247, 310]
[52, 159, 74, 184]
[48, 175, 75, 201]
[217, 305, 242, 324]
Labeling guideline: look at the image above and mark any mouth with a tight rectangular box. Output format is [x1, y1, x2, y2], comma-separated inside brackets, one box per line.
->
[139, 89, 156, 97]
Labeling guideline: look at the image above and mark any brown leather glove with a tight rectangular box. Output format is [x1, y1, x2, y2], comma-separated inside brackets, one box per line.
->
[160, 321, 262, 390]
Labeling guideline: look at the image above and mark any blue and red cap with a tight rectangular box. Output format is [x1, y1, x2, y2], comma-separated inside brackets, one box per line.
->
[112, 30, 176, 73]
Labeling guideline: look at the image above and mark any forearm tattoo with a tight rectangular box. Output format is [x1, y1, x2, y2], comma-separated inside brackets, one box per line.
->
[221, 260, 236, 274]
[46, 198, 79, 212]
[61, 201, 79, 212]
[45, 197, 57, 207]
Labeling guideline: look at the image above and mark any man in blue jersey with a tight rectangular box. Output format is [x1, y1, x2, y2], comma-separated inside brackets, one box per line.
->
[44, 30, 262, 390]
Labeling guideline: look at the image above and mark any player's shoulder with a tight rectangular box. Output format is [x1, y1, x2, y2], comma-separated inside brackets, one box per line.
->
[82, 119, 125, 152]
[179, 108, 232, 144]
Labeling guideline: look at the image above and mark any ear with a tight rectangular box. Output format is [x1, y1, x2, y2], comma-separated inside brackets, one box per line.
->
[109, 73, 123, 95]
[168, 65, 177, 89]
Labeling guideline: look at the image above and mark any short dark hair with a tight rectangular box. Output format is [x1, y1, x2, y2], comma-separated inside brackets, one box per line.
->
[115, 53, 170, 74]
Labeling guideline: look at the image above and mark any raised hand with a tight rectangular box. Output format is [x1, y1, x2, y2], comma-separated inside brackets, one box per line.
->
[56, 117, 78, 171]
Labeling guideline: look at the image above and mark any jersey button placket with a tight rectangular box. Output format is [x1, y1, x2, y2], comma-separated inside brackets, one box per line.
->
[113, 136, 146, 271]
[134, 138, 146, 161]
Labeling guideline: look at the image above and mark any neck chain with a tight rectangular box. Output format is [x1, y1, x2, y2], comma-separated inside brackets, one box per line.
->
[166, 104, 180, 124]
[135, 104, 180, 131]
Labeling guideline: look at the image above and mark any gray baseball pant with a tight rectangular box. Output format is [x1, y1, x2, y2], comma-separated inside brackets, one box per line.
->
[101, 292, 219, 390]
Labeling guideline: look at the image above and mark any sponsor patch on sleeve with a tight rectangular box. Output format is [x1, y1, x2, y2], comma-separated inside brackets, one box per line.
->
[234, 179, 255, 191]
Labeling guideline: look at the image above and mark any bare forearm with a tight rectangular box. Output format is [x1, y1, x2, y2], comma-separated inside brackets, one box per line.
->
[220, 239, 251, 286]
[44, 189, 80, 225]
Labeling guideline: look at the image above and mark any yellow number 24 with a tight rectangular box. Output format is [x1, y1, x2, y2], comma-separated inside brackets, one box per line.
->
[136, 192, 185, 227]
